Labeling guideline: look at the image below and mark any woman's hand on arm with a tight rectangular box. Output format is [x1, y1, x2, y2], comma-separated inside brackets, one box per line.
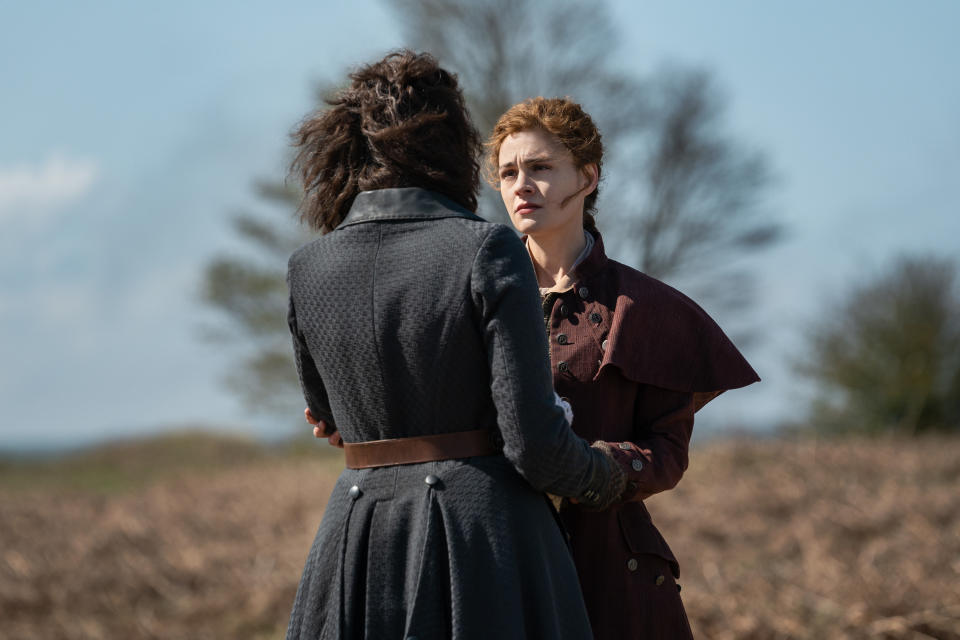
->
[565, 441, 628, 507]
[597, 389, 695, 505]
[306, 408, 343, 448]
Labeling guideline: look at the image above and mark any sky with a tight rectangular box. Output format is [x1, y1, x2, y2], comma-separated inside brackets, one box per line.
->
[1, 1, 958, 450]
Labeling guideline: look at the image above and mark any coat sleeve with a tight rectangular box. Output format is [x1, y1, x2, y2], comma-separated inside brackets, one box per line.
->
[599, 386, 695, 503]
[471, 225, 615, 499]
[287, 282, 335, 429]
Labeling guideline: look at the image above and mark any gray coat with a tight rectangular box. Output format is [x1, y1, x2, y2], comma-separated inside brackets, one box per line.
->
[284, 188, 612, 640]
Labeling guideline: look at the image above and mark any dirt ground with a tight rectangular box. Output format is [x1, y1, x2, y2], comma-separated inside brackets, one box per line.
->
[1, 434, 958, 639]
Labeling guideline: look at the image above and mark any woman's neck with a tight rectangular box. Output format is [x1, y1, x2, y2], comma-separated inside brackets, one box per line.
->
[527, 224, 587, 290]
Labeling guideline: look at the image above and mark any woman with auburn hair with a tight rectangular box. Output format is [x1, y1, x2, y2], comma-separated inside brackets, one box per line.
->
[488, 97, 760, 639]
[284, 54, 626, 640]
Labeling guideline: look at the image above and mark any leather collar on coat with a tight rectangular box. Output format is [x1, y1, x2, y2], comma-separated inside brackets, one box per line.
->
[339, 187, 483, 228]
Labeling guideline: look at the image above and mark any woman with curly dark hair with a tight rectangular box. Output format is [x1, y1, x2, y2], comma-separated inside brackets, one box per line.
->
[284, 52, 625, 640]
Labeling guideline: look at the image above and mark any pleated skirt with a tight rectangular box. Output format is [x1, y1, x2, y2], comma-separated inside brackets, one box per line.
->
[285, 454, 593, 640]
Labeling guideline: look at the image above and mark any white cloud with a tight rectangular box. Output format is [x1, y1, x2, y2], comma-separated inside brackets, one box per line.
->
[0, 154, 99, 222]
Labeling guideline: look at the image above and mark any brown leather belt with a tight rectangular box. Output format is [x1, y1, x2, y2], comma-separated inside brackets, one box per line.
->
[343, 429, 498, 469]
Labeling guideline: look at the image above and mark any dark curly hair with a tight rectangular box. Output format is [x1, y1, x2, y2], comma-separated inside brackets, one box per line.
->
[487, 97, 603, 234]
[290, 50, 481, 232]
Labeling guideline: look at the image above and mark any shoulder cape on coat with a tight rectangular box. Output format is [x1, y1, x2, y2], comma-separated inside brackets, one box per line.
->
[572, 234, 760, 411]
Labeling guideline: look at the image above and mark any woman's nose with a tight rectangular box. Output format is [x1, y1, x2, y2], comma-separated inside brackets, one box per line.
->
[514, 173, 534, 195]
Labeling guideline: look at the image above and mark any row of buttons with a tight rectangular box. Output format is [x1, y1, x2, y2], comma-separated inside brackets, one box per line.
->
[347, 474, 442, 500]
[552, 287, 602, 377]
[618, 442, 644, 472]
[625, 559, 669, 587]
[557, 286, 590, 317]
[555, 317, 603, 347]
[555, 311, 603, 326]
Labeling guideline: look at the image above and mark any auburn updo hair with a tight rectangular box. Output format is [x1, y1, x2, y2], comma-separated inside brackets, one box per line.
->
[487, 97, 603, 233]
[291, 50, 481, 232]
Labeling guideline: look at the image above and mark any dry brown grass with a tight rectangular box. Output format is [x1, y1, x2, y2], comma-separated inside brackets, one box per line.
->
[0, 435, 340, 640]
[651, 435, 960, 640]
[1, 433, 958, 639]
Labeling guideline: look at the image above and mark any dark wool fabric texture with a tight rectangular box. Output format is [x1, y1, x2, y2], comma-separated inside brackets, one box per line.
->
[284, 188, 613, 640]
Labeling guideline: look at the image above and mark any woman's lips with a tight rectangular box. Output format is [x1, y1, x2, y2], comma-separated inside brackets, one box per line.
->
[515, 203, 541, 215]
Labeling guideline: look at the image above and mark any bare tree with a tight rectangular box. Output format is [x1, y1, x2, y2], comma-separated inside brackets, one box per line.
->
[387, 0, 779, 327]
[201, 0, 780, 416]
[619, 69, 778, 295]
[798, 255, 960, 434]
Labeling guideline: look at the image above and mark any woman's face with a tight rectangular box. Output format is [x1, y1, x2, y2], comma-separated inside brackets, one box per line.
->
[497, 128, 596, 239]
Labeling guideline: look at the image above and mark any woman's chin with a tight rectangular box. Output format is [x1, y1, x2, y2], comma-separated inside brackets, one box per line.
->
[510, 215, 551, 236]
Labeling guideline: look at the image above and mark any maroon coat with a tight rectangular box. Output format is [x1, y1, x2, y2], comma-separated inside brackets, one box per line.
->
[537, 232, 759, 639]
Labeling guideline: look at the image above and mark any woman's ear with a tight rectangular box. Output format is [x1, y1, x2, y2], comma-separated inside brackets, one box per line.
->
[581, 163, 599, 195]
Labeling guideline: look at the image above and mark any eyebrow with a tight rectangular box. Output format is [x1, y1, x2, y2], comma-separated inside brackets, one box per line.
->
[498, 155, 554, 170]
